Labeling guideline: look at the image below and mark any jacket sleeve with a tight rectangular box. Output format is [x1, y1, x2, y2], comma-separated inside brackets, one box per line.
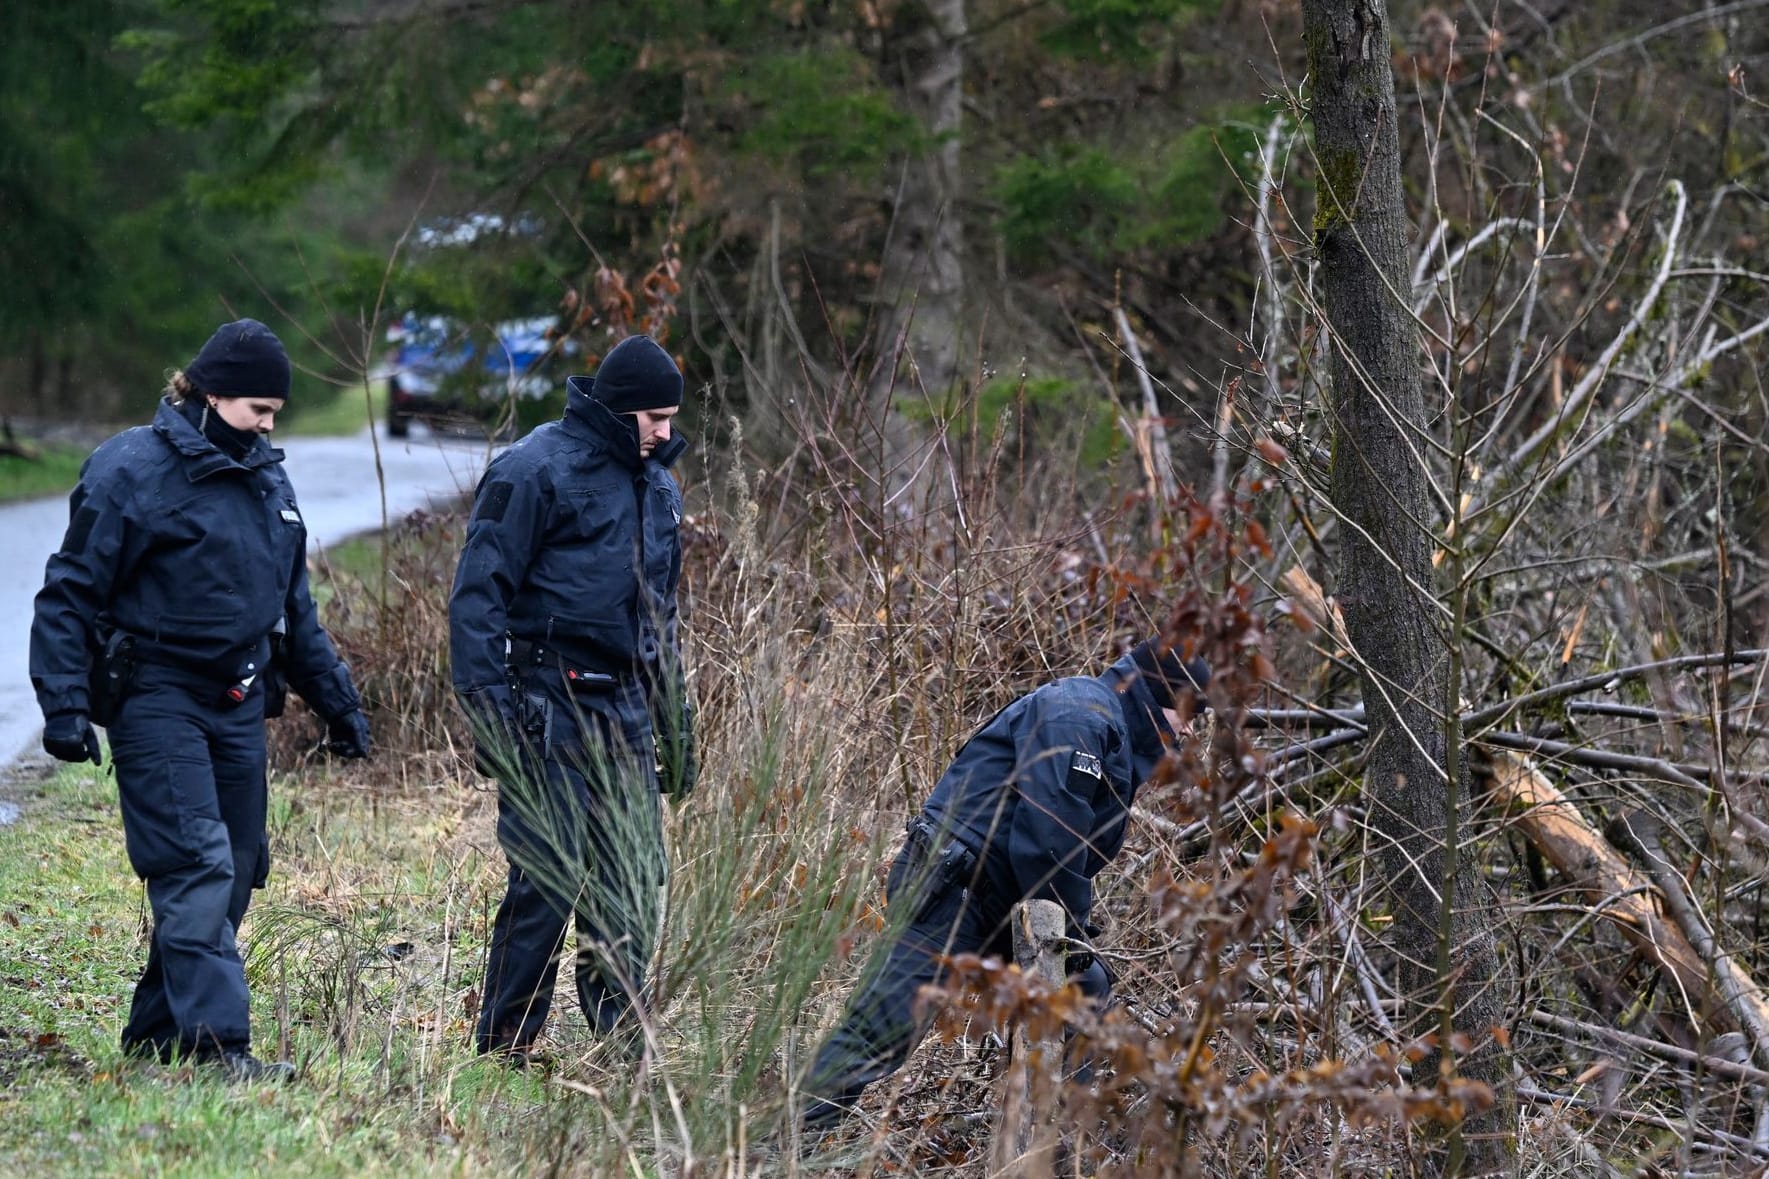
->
[29, 466, 129, 718]
[1004, 700, 1115, 929]
[280, 504, 360, 722]
[448, 460, 546, 719]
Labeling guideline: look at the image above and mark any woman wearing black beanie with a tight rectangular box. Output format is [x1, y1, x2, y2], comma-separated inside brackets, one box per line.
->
[29, 318, 371, 1082]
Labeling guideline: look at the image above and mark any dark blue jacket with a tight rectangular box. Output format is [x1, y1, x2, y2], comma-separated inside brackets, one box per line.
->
[921, 652, 1172, 929]
[449, 377, 688, 722]
[31, 398, 359, 721]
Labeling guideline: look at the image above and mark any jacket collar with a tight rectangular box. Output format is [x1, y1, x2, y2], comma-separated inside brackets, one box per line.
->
[152, 397, 283, 482]
[562, 376, 688, 472]
[1099, 653, 1175, 789]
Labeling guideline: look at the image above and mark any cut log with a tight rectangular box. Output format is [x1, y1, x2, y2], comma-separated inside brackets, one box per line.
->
[992, 898, 1065, 1179]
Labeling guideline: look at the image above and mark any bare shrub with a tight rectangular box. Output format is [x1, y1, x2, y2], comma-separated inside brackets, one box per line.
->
[268, 508, 472, 780]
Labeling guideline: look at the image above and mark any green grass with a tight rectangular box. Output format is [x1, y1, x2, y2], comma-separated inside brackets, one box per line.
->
[311, 532, 387, 587]
[0, 381, 387, 507]
[0, 763, 510, 1177]
[276, 378, 388, 438]
[0, 443, 87, 505]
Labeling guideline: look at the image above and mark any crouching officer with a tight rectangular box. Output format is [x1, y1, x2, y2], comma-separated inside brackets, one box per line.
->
[29, 319, 371, 1083]
[449, 333, 694, 1062]
[799, 637, 1207, 1128]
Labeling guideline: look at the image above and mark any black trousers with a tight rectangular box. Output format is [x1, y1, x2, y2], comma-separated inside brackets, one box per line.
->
[801, 833, 1110, 1128]
[476, 676, 664, 1054]
[108, 663, 269, 1060]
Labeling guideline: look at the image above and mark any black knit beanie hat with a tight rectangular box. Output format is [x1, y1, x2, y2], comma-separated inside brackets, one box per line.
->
[1129, 636, 1210, 710]
[185, 319, 291, 400]
[589, 335, 683, 414]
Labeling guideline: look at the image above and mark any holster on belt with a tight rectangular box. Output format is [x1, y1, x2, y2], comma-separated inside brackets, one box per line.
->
[88, 631, 138, 727]
[891, 815, 978, 915]
[263, 618, 289, 719]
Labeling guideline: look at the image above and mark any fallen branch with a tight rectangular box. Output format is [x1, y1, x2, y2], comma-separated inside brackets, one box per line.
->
[1464, 649, 1767, 731]
[1527, 1008, 1769, 1088]
[1485, 749, 1710, 1014]
[1482, 730, 1769, 845]
[1606, 810, 1769, 1075]
[1516, 1083, 1769, 1160]
[1113, 308, 1178, 506]
[1479, 730, 1768, 792]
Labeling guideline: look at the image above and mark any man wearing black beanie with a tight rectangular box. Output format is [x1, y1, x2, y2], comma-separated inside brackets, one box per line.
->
[449, 332, 694, 1064]
[801, 635, 1208, 1130]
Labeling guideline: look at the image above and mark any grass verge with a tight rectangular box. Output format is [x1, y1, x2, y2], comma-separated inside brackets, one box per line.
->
[276, 378, 388, 438]
[0, 649, 890, 1178]
[0, 443, 88, 505]
[0, 760, 511, 1177]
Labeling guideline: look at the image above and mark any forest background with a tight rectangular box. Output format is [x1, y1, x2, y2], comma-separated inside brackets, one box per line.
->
[4, 1, 1769, 1176]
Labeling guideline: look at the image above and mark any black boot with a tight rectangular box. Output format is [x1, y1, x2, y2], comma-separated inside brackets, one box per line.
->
[213, 1051, 297, 1084]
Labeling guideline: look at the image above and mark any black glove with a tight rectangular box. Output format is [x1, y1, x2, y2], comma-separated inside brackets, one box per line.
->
[324, 709, 372, 759]
[659, 725, 697, 797]
[1066, 918, 1104, 975]
[653, 685, 696, 797]
[43, 712, 102, 766]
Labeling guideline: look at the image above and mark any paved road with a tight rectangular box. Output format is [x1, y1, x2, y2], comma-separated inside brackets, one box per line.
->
[0, 424, 494, 770]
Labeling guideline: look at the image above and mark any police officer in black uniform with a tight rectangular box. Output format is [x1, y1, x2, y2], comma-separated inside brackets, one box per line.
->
[449, 332, 693, 1061]
[800, 637, 1207, 1128]
[30, 319, 372, 1082]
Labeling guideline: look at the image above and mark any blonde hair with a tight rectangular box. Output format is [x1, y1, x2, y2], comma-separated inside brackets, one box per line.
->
[163, 369, 200, 405]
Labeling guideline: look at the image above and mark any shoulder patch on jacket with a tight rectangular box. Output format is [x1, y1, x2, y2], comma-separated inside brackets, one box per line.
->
[63, 505, 100, 555]
[1071, 751, 1104, 780]
[477, 480, 515, 523]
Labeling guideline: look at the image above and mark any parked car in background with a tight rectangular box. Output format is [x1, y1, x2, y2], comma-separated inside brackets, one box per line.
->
[384, 314, 571, 438]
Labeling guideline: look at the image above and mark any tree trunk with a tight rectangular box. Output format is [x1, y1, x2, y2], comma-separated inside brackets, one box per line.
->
[1302, 0, 1514, 1171]
[870, 0, 966, 507]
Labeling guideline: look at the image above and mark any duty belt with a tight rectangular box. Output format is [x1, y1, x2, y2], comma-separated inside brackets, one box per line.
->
[505, 637, 621, 695]
[127, 634, 266, 682]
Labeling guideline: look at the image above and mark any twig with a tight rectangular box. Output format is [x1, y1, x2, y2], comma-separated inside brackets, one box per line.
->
[1463, 649, 1766, 731]
[1516, 1083, 1769, 1159]
[1247, 706, 1366, 730]
[1528, 1008, 1769, 1088]
[1543, 0, 1769, 86]
[1322, 888, 1397, 1039]
[1496, 180, 1687, 481]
